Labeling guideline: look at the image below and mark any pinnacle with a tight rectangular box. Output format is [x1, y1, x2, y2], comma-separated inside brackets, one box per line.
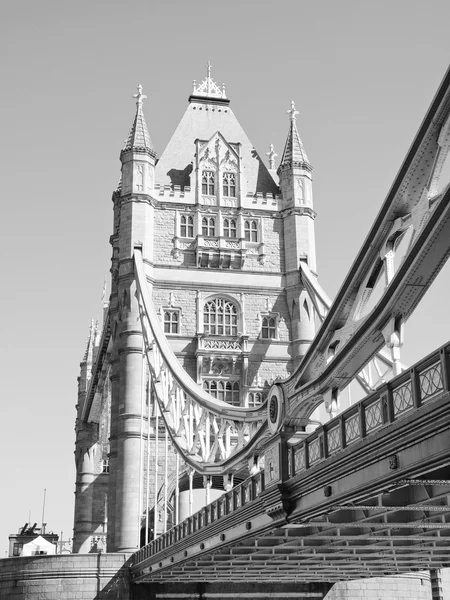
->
[279, 101, 311, 170]
[122, 85, 155, 155]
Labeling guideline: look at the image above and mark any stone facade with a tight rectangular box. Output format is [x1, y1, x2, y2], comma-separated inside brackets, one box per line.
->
[73, 70, 318, 555]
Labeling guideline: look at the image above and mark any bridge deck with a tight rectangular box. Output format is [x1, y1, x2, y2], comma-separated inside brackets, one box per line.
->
[131, 343, 450, 583]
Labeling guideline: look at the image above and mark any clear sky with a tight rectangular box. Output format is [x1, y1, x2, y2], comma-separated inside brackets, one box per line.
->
[1, 0, 450, 557]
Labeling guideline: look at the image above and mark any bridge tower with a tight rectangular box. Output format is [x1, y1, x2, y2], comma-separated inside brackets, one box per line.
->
[73, 65, 320, 555]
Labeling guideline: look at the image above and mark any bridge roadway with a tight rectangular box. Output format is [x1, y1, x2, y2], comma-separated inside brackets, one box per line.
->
[131, 342, 450, 585]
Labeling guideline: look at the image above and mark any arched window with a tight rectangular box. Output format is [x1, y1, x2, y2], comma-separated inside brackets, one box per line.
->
[204, 380, 240, 406]
[180, 215, 194, 238]
[261, 316, 276, 339]
[244, 220, 258, 242]
[202, 217, 216, 237]
[223, 219, 237, 238]
[202, 171, 215, 195]
[204, 297, 238, 336]
[222, 172, 236, 197]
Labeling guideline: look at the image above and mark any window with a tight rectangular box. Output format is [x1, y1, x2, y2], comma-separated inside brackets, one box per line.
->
[244, 220, 258, 242]
[204, 380, 240, 406]
[180, 215, 194, 238]
[261, 316, 277, 339]
[223, 219, 237, 238]
[248, 392, 262, 408]
[202, 217, 216, 237]
[13, 543, 22, 557]
[204, 298, 238, 336]
[223, 172, 236, 197]
[102, 459, 110, 474]
[202, 170, 215, 195]
[164, 310, 179, 334]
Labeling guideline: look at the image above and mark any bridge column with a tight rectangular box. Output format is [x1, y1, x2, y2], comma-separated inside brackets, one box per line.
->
[114, 283, 145, 553]
[73, 425, 96, 553]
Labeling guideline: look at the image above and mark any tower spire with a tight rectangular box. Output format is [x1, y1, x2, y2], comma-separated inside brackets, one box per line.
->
[279, 100, 311, 171]
[122, 84, 155, 156]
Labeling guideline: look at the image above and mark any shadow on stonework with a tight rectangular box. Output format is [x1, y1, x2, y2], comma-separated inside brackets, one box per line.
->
[94, 554, 133, 600]
[167, 164, 193, 190]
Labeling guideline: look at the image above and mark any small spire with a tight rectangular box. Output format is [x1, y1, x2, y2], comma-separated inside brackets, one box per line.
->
[266, 143, 278, 170]
[122, 84, 155, 156]
[279, 99, 311, 171]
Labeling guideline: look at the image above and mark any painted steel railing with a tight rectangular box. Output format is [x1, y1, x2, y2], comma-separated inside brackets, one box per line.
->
[291, 344, 448, 477]
[132, 342, 450, 566]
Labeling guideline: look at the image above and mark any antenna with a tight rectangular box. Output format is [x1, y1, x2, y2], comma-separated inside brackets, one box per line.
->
[41, 488, 46, 533]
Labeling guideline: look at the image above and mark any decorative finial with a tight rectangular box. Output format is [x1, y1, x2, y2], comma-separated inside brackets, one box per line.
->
[192, 64, 227, 100]
[266, 143, 278, 170]
[133, 84, 147, 107]
[287, 100, 299, 121]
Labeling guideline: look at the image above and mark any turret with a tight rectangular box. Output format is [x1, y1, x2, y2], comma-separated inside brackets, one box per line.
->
[278, 102, 317, 366]
[108, 86, 156, 553]
[73, 320, 100, 553]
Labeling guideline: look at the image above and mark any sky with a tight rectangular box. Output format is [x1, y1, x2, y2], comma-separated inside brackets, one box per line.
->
[1, 0, 450, 557]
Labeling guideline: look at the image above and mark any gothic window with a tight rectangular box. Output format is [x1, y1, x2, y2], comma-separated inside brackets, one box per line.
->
[204, 297, 238, 336]
[244, 220, 258, 242]
[223, 218, 237, 238]
[204, 380, 240, 406]
[248, 392, 262, 408]
[180, 215, 194, 238]
[261, 316, 277, 339]
[222, 172, 236, 197]
[202, 216, 216, 237]
[202, 170, 215, 195]
[164, 310, 180, 334]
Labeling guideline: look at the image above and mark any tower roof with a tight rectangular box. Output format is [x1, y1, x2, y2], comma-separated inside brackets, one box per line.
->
[279, 101, 311, 171]
[122, 85, 155, 156]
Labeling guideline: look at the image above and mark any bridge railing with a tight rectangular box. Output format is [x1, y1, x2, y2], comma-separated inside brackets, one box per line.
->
[133, 470, 266, 565]
[132, 343, 449, 567]
[290, 343, 449, 477]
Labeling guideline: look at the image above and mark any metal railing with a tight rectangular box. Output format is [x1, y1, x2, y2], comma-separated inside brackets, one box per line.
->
[132, 342, 449, 566]
[133, 470, 265, 565]
[290, 344, 449, 477]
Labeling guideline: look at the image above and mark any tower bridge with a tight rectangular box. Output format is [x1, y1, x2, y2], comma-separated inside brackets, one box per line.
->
[5, 63, 449, 599]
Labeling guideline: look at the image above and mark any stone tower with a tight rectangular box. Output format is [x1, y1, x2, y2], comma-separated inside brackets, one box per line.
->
[73, 65, 319, 553]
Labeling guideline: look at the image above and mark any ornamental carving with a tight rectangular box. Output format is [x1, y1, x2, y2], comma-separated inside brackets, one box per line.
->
[203, 339, 242, 351]
[264, 443, 280, 485]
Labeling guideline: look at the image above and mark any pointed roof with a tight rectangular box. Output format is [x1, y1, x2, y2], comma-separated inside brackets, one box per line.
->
[82, 319, 97, 363]
[279, 101, 311, 172]
[122, 85, 155, 156]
